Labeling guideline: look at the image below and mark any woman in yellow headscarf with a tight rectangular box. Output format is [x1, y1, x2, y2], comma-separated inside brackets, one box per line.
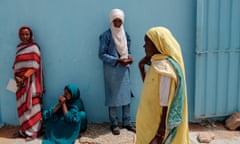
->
[136, 27, 189, 144]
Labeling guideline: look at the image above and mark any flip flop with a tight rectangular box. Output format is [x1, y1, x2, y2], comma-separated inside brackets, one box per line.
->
[10, 131, 26, 138]
[25, 133, 38, 141]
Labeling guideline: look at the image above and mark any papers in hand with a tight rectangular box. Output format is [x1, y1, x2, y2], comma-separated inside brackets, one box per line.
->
[6, 78, 17, 93]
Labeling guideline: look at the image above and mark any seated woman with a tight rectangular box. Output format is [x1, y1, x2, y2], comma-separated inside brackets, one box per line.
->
[42, 84, 87, 144]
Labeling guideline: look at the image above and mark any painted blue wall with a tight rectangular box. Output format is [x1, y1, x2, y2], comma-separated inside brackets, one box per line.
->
[194, 0, 240, 119]
[0, 0, 196, 125]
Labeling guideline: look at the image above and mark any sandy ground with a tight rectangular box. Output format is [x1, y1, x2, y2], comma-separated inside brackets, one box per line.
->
[189, 121, 240, 144]
[1, 121, 240, 144]
[0, 123, 135, 144]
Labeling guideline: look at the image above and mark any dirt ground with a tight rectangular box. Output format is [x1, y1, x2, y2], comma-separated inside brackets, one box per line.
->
[1, 121, 240, 144]
[189, 120, 240, 144]
[0, 122, 136, 144]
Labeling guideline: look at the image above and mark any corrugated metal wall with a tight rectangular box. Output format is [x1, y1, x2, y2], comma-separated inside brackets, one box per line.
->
[195, 0, 240, 119]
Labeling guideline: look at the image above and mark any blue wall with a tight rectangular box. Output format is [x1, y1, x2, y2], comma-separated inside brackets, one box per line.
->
[0, 0, 196, 125]
[194, 0, 240, 119]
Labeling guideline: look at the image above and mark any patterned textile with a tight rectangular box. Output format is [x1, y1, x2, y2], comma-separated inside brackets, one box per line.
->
[13, 41, 44, 137]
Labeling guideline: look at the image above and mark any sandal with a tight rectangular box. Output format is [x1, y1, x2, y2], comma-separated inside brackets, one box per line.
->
[10, 131, 26, 138]
[110, 125, 120, 135]
[25, 133, 37, 141]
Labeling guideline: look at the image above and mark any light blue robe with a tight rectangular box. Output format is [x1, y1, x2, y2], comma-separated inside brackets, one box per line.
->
[99, 29, 132, 107]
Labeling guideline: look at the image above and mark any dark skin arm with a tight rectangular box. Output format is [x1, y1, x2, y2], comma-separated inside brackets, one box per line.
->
[139, 35, 160, 81]
[15, 75, 27, 88]
[138, 56, 151, 82]
[53, 95, 68, 115]
[58, 96, 68, 115]
[150, 107, 168, 144]
[15, 76, 24, 88]
[61, 103, 68, 116]
[15, 69, 35, 88]
[53, 103, 62, 113]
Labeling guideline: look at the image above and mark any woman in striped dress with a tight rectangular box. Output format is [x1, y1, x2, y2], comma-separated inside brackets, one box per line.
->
[12, 26, 44, 140]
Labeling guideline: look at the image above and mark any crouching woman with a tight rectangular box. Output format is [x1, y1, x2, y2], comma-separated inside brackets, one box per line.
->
[42, 84, 87, 144]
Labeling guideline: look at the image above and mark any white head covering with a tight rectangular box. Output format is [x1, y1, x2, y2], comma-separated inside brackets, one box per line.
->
[109, 8, 128, 59]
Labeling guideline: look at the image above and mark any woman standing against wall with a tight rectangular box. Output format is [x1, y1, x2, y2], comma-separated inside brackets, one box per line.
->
[12, 26, 44, 140]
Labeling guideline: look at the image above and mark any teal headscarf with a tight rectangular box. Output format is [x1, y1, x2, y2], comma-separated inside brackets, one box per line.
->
[42, 84, 87, 144]
[65, 84, 85, 111]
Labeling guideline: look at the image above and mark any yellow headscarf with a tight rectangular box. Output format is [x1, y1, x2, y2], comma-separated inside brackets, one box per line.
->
[146, 26, 185, 75]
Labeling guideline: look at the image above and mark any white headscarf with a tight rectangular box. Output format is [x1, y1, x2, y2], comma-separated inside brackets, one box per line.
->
[110, 8, 128, 59]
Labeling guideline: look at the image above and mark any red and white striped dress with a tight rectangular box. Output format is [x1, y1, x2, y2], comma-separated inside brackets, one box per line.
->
[13, 42, 44, 137]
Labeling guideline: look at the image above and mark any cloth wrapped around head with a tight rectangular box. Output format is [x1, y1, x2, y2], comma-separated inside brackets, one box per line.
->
[109, 8, 125, 23]
[18, 25, 33, 42]
[65, 84, 80, 100]
[146, 26, 185, 74]
[109, 8, 128, 59]
[64, 84, 84, 110]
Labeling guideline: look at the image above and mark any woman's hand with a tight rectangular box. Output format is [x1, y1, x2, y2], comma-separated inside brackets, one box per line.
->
[150, 107, 167, 144]
[138, 56, 151, 81]
[15, 76, 26, 88]
[58, 96, 66, 105]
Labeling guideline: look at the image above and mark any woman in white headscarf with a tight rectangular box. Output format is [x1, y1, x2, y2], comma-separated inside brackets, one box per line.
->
[98, 8, 135, 135]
